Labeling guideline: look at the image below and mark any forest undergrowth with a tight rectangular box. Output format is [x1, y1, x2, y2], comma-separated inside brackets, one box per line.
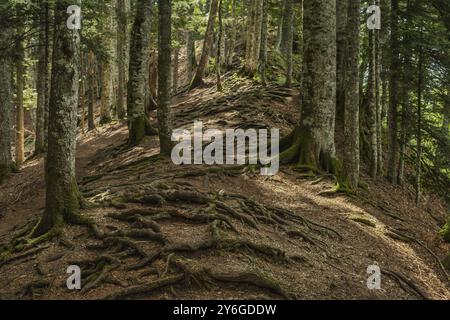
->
[0, 76, 449, 300]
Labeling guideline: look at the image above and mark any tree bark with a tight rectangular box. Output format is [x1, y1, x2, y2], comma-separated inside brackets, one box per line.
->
[35, 0, 49, 155]
[336, 0, 348, 120]
[87, 51, 96, 131]
[216, 0, 223, 91]
[342, 0, 360, 188]
[116, 0, 128, 120]
[190, 0, 219, 89]
[0, 31, 13, 182]
[259, 0, 268, 86]
[15, 32, 25, 166]
[127, 0, 157, 145]
[283, 0, 294, 87]
[387, 0, 400, 184]
[157, 0, 173, 156]
[32, 0, 82, 236]
[280, 0, 337, 173]
[367, 14, 378, 178]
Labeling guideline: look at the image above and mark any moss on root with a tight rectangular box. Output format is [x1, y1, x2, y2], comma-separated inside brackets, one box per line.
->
[128, 114, 158, 146]
[279, 127, 339, 176]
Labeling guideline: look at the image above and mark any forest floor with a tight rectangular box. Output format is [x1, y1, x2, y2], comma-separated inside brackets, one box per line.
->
[0, 75, 449, 300]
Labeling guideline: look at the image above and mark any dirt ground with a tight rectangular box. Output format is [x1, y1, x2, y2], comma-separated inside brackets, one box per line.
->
[0, 78, 449, 300]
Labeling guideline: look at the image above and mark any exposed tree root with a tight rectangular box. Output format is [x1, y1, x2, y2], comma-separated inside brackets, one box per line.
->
[81, 255, 121, 293]
[104, 274, 186, 300]
[205, 269, 292, 299]
[382, 269, 430, 300]
[386, 228, 449, 281]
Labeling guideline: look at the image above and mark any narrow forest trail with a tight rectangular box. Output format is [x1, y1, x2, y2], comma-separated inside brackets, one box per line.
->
[0, 78, 449, 300]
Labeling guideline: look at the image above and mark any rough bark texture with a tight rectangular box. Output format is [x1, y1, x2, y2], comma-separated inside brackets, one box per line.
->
[33, 0, 82, 236]
[100, 4, 115, 125]
[127, 0, 157, 145]
[259, 0, 268, 86]
[336, 0, 348, 120]
[0, 31, 13, 182]
[283, 0, 294, 87]
[226, 0, 237, 68]
[157, 0, 173, 156]
[185, 30, 197, 83]
[244, 0, 263, 77]
[280, 0, 337, 172]
[15, 34, 25, 166]
[190, 0, 218, 89]
[116, 0, 128, 120]
[35, 0, 48, 155]
[387, 0, 400, 184]
[216, 0, 223, 91]
[342, 0, 360, 188]
[87, 51, 96, 131]
[367, 21, 378, 178]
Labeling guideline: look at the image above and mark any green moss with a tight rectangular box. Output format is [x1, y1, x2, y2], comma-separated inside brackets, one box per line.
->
[439, 219, 450, 243]
[349, 215, 376, 228]
[128, 114, 157, 146]
[443, 252, 450, 271]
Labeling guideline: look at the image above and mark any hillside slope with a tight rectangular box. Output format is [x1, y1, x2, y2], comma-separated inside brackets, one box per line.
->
[0, 78, 449, 300]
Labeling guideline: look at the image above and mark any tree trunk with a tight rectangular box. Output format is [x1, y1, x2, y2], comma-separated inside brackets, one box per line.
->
[259, 0, 268, 86]
[415, 41, 424, 204]
[279, 0, 337, 173]
[32, 0, 82, 237]
[244, 0, 263, 77]
[186, 30, 197, 83]
[336, 0, 348, 120]
[35, 0, 48, 155]
[116, 0, 128, 120]
[190, 0, 219, 89]
[0, 31, 13, 182]
[100, 5, 115, 125]
[367, 17, 378, 178]
[157, 0, 173, 156]
[216, 0, 223, 91]
[226, 0, 237, 68]
[127, 0, 157, 146]
[87, 51, 96, 131]
[342, 0, 360, 188]
[283, 0, 294, 87]
[387, 0, 400, 184]
[172, 47, 179, 93]
[15, 33, 25, 166]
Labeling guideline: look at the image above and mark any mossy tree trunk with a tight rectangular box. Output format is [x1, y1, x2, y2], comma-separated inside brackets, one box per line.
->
[157, 0, 173, 157]
[190, 0, 218, 89]
[127, 0, 157, 146]
[279, 0, 337, 174]
[341, 0, 360, 189]
[32, 0, 82, 237]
